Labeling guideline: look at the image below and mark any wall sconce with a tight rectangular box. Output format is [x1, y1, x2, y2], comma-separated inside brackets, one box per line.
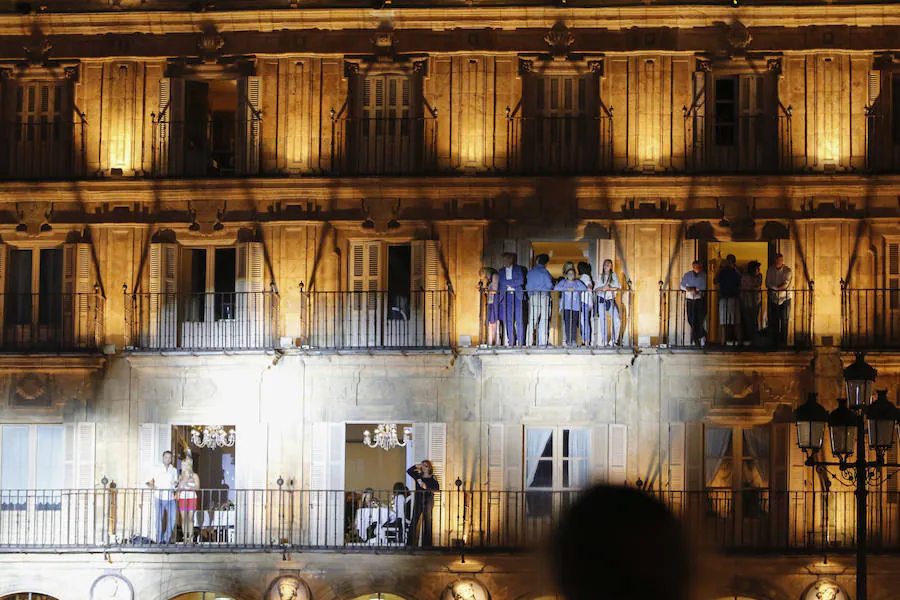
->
[362, 218, 375, 230]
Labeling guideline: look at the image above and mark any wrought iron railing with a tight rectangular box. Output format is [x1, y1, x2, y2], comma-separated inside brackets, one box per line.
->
[840, 286, 900, 349]
[0, 488, 896, 553]
[126, 291, 279, 351]
[505, 112, 613, 175]
[151, 117, 261, 177]
[0, 118, 87, 180]
[477, 287, 634, 348]
[299, 289, 454, 349]
[0, 292, 104, 351]
[329, 112, 438, 175]
[682, 112, 793, 173]
[658, 286, 813, 349]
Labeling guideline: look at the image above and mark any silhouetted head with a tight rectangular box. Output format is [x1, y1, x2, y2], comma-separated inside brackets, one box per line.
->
[536, 254, 550, 266]
[577, 261, 591, 277]
[553, 485, 690, 600]
[502, 252, 516, 268]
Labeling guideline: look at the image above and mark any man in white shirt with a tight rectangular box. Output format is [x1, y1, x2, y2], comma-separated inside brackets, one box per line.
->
[679, 260, 707, 347]
[765, 252, 793, 347]
[149, 450, 178, 543]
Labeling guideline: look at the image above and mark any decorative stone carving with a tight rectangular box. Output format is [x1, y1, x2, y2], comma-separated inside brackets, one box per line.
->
[197, 25, 225, 63]
[518, 58, 534, 76]
[443, 579, 490, 600]
[725, 20, 752, 54]
[360, 198, 402, 233]
[188, 200, 226, 235]
[803, 580, 847, 600]
[371, 23, 396, 60]
[64, 65, 80, 81]
[413, 59, 428, 76]
[16, 202, 53, 236]
[766, 57, 783, 76]
[344, 61, 360, 78]
[12, 373, 51, 408]
[587, 59, 604, 76]
[544, 22, 574, 61]
[696, 58, 712, 72]
[266, 575, 310, 600]
[91, 574, 133, 600]
[23, 35, 52, 67]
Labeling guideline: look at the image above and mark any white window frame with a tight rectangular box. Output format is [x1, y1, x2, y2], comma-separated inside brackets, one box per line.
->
[524, 425, 591, 492]
[0, 424, 65, 511]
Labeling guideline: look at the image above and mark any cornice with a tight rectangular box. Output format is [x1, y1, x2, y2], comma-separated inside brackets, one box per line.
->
[0, 5, 899, 37]
[0, 354, 106, 372]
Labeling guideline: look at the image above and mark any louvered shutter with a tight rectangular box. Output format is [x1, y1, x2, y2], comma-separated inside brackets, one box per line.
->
[608, 424, 627, 485]
[669, 422, 686, 492]
[688, 70, 707, 168]
[236, 242, 266, 347]
[0, 243, 7, 347]
[487, 424, 504, 490]
[148, 243, 178, 349]
[63, 243, 93, 348]
[591, 423, 609, 484]
[348, 241, 382, 346]
[138, 423, 171, 485]
[888, 242, 899, 310]
[157, 78, 185, 176]
[411, 422, 446, 546]
[668, 238, 699, 346]
[869, 71, 883, 109]
[237, 76, 261, 175]
[309, 422, 344, 546]
[233, 422, 267, 545]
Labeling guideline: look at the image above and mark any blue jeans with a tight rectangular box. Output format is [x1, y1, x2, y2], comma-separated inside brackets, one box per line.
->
[155, 497, 177, 543]
[598, 299, 621, 345]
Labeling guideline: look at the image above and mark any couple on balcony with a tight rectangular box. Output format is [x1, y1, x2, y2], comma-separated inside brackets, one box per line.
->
[483, 252, 622, 347]
[147, 449, 200, 544]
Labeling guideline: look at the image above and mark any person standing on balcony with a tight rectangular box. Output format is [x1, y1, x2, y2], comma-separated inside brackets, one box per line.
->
[497, 253, 527, 346]
[148, 450, 178, 544]
[481, 268, 501, 346]
[554, 267, 588, 347]
[679, 260, 707, 348]
[177, 450, 200, 544]
[595, 259, 622, 346]
[715, 254, 742, 346]
[577, 262, 594, 345]
[765, 253, 793, 348]
[740, 260, 763, 346]
[406, 460, 440, 548]
[525, 254, 554, 346]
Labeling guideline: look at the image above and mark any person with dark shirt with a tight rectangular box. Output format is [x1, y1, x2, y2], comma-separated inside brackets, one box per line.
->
[406, 460, 440, 547]
[715, 254, 742, 346]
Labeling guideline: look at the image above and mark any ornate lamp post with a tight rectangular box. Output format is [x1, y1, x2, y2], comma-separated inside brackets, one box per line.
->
[791, 354, 900, 600]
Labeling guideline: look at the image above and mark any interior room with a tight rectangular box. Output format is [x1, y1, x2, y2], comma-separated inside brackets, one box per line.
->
[530, 241, 591, 278]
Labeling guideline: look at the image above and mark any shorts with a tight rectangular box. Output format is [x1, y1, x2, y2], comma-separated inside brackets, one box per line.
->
[178, 497, 198, 511]
[719, 297, 738, 325]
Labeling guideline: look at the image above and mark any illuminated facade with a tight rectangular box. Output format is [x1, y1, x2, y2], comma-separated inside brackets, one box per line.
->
[0, 2, 899, 600]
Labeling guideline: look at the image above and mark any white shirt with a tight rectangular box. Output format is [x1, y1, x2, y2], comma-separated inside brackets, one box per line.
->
[505, 266, 513, 280]
[152, 464, 177, 499]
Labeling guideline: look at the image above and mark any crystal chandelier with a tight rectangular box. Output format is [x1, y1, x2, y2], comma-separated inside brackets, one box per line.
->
[363, 424, 411, 451]
[190, 425, 236, 450]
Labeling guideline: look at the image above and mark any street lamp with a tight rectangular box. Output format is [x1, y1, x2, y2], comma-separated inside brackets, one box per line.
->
[791, 354, 900, 600]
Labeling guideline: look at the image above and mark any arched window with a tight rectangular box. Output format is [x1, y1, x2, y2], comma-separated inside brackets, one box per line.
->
[1, 595, 61, 600]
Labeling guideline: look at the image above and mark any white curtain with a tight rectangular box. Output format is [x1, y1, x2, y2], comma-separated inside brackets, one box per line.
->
[35, 425, 64, 489]
[1, 425, 30, 489]
[705, 428, 733, 487]
[741, 428, 770, 488]
[525, 428, 554, 488]
[564, 429, 590, 488]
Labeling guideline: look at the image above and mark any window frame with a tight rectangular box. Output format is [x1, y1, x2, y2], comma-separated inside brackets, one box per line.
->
[6, 244, 64, 329]
[523, 425, 591, 492]
[0, 424, 65, 511]
[180, 244, 238, 322]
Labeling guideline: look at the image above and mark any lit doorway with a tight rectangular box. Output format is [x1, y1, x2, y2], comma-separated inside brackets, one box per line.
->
[706, 241, 768, 344]
[530, 241, 591, 279]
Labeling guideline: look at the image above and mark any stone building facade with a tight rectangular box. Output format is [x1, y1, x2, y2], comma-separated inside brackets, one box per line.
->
[0, 2, 898, 600]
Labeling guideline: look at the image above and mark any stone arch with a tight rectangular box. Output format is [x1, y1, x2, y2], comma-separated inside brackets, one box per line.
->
[0, 593, 64, 600]
[319, 584, 422, 600]
[166, 592, 251, 600]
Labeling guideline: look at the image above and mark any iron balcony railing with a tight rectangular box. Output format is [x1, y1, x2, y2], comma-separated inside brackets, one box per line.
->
[840, 286, 900, 349]
[299, 289, 454, 349]
[682, 112, 793, 173]
[505, 113, 613, 175]
[151, 117, 261, 177]
[0, 488, 897, 553]
[126, 291, 279, 351]
[1, 292, 104, 351]
[477, 287, 634, 348]
[0, 118, 87, 181]
[659, 286, 813, 349]
[329, 112, 438, 175]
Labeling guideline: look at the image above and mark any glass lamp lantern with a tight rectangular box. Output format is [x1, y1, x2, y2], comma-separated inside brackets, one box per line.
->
[843, 353, 878, 409]
[828, 398, 858, 459]
[794, 392, 829, 453]
[865, 390, 900, 452]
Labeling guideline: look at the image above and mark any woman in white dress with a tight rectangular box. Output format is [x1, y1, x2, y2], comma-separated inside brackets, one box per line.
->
[594, 259, 622, 346]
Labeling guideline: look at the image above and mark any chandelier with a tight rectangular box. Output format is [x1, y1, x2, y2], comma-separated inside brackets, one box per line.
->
[363, 424, 411, 451]
[190, 425, 236, 450]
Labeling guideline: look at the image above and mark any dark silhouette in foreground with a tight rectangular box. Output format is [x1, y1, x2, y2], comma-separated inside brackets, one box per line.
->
[553, 485, 691, 600]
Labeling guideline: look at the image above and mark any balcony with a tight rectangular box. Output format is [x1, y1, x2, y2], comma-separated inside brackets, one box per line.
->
[151, 117, 261, 177]
[330, 113, 438, 175]
[683, 112, 793, 174]
[300, 290, 454, 349]
[841, 287, 900, 349]
[658, 287, 813, 350]
[126, 291, 279, 351]
[0, 292, 104, 352]
[865, 111, 900, 172]
[477, 288, 634, 348]
[0, 488, 894, 554]
[0, 119, 87, 181]
[505, 113, 613, 175]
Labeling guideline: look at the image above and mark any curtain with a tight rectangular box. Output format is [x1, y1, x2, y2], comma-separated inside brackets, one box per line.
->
[705, 428, 733, 487]
[525, 428, 554, 488]
[741, 427, 771, 488]
[1, 425, 30, 489]
[35, 425, 64, 489]
[564, 428, 590, 488]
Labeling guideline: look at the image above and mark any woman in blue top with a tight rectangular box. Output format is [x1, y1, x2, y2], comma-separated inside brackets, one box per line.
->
[554, 268, 588, 346]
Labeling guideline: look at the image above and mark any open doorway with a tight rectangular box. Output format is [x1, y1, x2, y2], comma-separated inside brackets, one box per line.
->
[344, 423, 413, 545]
[184, 79, 238, 176]
[530, 241, 591, 278]
[706, 241, 768, 345]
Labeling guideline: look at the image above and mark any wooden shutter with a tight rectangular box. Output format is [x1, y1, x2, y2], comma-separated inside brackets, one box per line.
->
[63, 243, 93, 347]
[669, 422, 686, 491]
[309, 422, 344, 546]
[869, 70, 883, 108]
[237, 76, 261, 175]
[148, 243, 178, 348]
[591, 423, 609, 484]
[608, 424, 627, 484]
[775, 239, 795, 280]
[158, 77, 185, 176]
[685, 422, 704, 491]
[411, 422, 447, 485]
[236, 423, 268, 490]
[505, 424, 524, 492]
[487, 424, 504, 490]
[678, 239, 698, 286]
[137, 423, 171, 486]
[72, 422, 95, 489]
[236, 241, 267, 347]
[597, 237, 616, 271]
[349, 241, 382, 294]
[348, 241, 382, 345]
[888, 241, 900, 311]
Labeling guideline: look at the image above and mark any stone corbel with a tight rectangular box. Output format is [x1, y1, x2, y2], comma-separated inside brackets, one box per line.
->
[874, 52, 899, 70]
[696, 58, 712, 73]
[587, 59, 604, 77]
[517, 58, 534, 77]
[63, 65, 80, 82]
[197, 24, 225, 64]
[15, 202, 53, 236]
[188, 200, 226, 236]
[23, 34, 52, 67]
[412, 59, 428, 77]
[766, 57, 783, 77]
[371, 22, 396, 62]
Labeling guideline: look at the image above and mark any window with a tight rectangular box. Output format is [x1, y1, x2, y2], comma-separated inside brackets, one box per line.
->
[705, 425, 770, 518]
[0, 424, 64, 510]
[714, 78, 737, 146]
[10, 81, 72, 179]
[6, 247, 63, 327]
[892, 74, 900, 145]
[525, 427, 590, 517]
[181, 247, 237, 321]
